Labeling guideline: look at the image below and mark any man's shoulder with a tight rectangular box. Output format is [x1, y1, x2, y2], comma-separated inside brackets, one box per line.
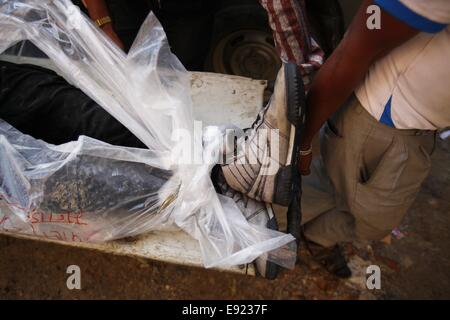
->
[375, 0, 450, 33]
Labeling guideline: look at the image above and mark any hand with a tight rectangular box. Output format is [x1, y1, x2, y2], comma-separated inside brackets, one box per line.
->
[298, 152, 312, 176]
[101, 24, 125, 51]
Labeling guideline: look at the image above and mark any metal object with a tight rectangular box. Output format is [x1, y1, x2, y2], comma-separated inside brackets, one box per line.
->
[210, 29, 281, 81]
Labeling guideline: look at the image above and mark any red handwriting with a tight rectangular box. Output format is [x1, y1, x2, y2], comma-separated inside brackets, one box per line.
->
[0, 218, 84, 243]
[0, 215, 9, 226]
[27, 211, 88, 226]
[40, 230, 83, 242]
[0, 199, 88, 226]
[1, 198, 86, 243]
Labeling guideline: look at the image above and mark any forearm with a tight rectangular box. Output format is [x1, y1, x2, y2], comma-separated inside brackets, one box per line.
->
[82, 0, 125, 50]
[299, 0, 418, 148]
[300, 41, 372, 147]
[83, 0, 111, 21]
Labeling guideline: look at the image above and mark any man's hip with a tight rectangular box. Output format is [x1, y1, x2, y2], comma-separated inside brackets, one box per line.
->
[320, 95, 435, 239]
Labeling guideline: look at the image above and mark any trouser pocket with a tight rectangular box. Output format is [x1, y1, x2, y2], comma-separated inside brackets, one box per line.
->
[351, 136, 432, 240]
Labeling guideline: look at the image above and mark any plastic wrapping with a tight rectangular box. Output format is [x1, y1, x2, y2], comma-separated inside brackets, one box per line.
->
[0, 0, 296, 269]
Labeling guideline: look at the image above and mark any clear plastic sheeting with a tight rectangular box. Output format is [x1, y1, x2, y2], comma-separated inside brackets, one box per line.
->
[0, 0, 296, 269]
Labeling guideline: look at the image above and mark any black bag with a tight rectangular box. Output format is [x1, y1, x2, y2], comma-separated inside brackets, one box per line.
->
[0, 60, 145, 148]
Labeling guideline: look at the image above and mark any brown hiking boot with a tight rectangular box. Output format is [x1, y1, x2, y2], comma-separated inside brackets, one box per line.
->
[221, 62, 304, 207]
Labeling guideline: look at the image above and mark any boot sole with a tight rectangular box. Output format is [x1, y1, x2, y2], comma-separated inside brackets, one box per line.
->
[273, 63, 305, 207]
[257, 204, 279, 280]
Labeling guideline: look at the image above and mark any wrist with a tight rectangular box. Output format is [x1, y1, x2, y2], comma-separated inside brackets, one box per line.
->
[95, 16, 112, 29]
[300, 139, 312, 151]
[298, 145, 312, 156]
[100, 22, 114, 33]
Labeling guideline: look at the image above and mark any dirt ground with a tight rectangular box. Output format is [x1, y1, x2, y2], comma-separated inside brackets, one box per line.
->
[0, 138, 449, 300]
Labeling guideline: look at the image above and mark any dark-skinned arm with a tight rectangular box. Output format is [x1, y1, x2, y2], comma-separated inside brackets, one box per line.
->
[298, 0, 419, 175]
[82, 0, 125, 50]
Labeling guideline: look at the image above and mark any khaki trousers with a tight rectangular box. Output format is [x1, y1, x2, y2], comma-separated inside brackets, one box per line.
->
[301, 96, 436, 247]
